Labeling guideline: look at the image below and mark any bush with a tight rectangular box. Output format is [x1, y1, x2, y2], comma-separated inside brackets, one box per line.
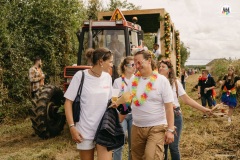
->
[0, 0, 86, 119]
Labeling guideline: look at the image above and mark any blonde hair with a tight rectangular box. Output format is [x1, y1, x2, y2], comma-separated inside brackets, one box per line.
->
[228, 65, 235, 71]
[118, 56, 134, 75]
[227, 65, 236, 85]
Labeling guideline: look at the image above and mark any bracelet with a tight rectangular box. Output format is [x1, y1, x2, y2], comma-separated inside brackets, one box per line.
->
[167, 128, 175, 133]
[69, 124, 75, 128]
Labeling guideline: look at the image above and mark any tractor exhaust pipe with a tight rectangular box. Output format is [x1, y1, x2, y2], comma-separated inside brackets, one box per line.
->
[88, 16, 92, 48]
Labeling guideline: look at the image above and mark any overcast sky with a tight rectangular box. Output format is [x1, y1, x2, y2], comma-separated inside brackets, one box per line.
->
[103, 0, 240, 65]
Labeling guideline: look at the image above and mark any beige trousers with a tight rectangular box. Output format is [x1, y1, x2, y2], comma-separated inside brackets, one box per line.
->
[131, 125, 166, 160]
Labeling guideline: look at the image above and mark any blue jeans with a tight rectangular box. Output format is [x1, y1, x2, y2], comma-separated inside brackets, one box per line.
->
[113, 114, 132, 160]
[164, 108, 183, 160]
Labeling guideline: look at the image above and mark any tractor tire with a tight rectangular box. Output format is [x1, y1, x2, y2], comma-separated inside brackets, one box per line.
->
[29, 85, 66, 139]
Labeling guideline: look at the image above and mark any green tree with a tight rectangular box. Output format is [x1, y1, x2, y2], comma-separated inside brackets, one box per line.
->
[86, 0, 141, 20]
[108, 0, 141, 11]
[86, 0, 103, 20]
[180, 42, 190, 67]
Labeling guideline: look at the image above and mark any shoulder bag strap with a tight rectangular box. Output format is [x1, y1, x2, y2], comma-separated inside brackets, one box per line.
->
[175, 79, 179, 98]
[77, 71, 85, 96]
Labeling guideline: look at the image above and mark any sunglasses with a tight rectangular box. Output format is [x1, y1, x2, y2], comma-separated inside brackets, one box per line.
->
[134, 48, 145, 52]
[134, 59, 146, 66]
[125, 63, 135, 67]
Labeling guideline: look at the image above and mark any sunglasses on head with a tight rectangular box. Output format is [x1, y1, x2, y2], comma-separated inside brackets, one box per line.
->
[159, 59, 172, 67]
[160, 59, 171, 63]
[101, 50, 112, 59]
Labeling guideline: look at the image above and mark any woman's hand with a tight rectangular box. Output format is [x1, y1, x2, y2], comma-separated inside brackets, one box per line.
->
[70, 127, 83, 143]
[202, 107, 212, 115]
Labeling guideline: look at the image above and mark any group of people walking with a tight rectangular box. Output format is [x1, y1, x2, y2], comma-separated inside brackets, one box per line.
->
[29, 47, 239, 160]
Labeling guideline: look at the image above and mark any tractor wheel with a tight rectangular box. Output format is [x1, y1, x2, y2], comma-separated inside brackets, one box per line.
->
[29, 85, 66, 139]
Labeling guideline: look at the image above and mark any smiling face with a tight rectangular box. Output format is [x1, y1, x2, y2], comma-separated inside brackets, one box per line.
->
[134, 54, 149, 75]
[102, 55, 113, 73]
[158, 62, 169, 77]
[124, 60, 136, 75]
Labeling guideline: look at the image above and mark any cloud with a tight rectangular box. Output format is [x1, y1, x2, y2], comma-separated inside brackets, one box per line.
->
[104, 0, 240, 65]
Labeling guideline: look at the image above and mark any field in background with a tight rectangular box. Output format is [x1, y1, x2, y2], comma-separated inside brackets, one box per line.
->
[0, 74, 240, 160]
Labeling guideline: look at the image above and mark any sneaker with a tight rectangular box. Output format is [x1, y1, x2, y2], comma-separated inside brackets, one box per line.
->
[228, 117, 232, 123]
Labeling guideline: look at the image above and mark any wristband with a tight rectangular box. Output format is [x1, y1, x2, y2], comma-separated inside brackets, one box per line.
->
[167, 128, 175, 133]
[69, 124, 75, 128]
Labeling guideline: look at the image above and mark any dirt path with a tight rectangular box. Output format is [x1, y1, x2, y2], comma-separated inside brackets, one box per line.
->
[0, 74, 240, 159]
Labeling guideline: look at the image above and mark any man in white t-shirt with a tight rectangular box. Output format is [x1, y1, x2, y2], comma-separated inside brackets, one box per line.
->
[153, 43, 161, 60]
[128, 50, 175, 160]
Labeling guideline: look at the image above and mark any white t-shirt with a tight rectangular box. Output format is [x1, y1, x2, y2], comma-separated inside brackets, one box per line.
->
[64, 70, 112, 140]
[172, 79, 186, 107]
[113, 76, 133, 94]
[128, 74, 174, 127]
[153, 49, 161, 58]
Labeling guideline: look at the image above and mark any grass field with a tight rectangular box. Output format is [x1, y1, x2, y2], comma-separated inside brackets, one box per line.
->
[0, 74, 240, 160]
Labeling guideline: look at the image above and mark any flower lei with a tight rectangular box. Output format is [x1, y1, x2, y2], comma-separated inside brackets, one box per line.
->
[132, 70, 158, 106]
[121, 75, 131, 111]
[121, 75, 125, 94]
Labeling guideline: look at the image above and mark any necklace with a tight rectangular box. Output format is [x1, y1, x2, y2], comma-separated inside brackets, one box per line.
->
[132, 70, 158, 106]
[121, 75, 128, 94]
[121, 75, 125, 94]
[120, 75, 131, 111]
[90, 69, 101, 77]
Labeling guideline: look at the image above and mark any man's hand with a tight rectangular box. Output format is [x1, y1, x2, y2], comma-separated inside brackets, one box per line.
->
[165, 131, 174, 144]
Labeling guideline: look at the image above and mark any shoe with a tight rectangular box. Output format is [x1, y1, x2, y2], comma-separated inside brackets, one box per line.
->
[228, 117, 232, 123]
[203, 115, 207, 118]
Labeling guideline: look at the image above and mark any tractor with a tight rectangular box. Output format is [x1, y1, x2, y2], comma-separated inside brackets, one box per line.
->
[29, 8, 179, 139]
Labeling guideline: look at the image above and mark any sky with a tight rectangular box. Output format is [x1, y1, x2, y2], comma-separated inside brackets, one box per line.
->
[102, 0, 240, 65]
